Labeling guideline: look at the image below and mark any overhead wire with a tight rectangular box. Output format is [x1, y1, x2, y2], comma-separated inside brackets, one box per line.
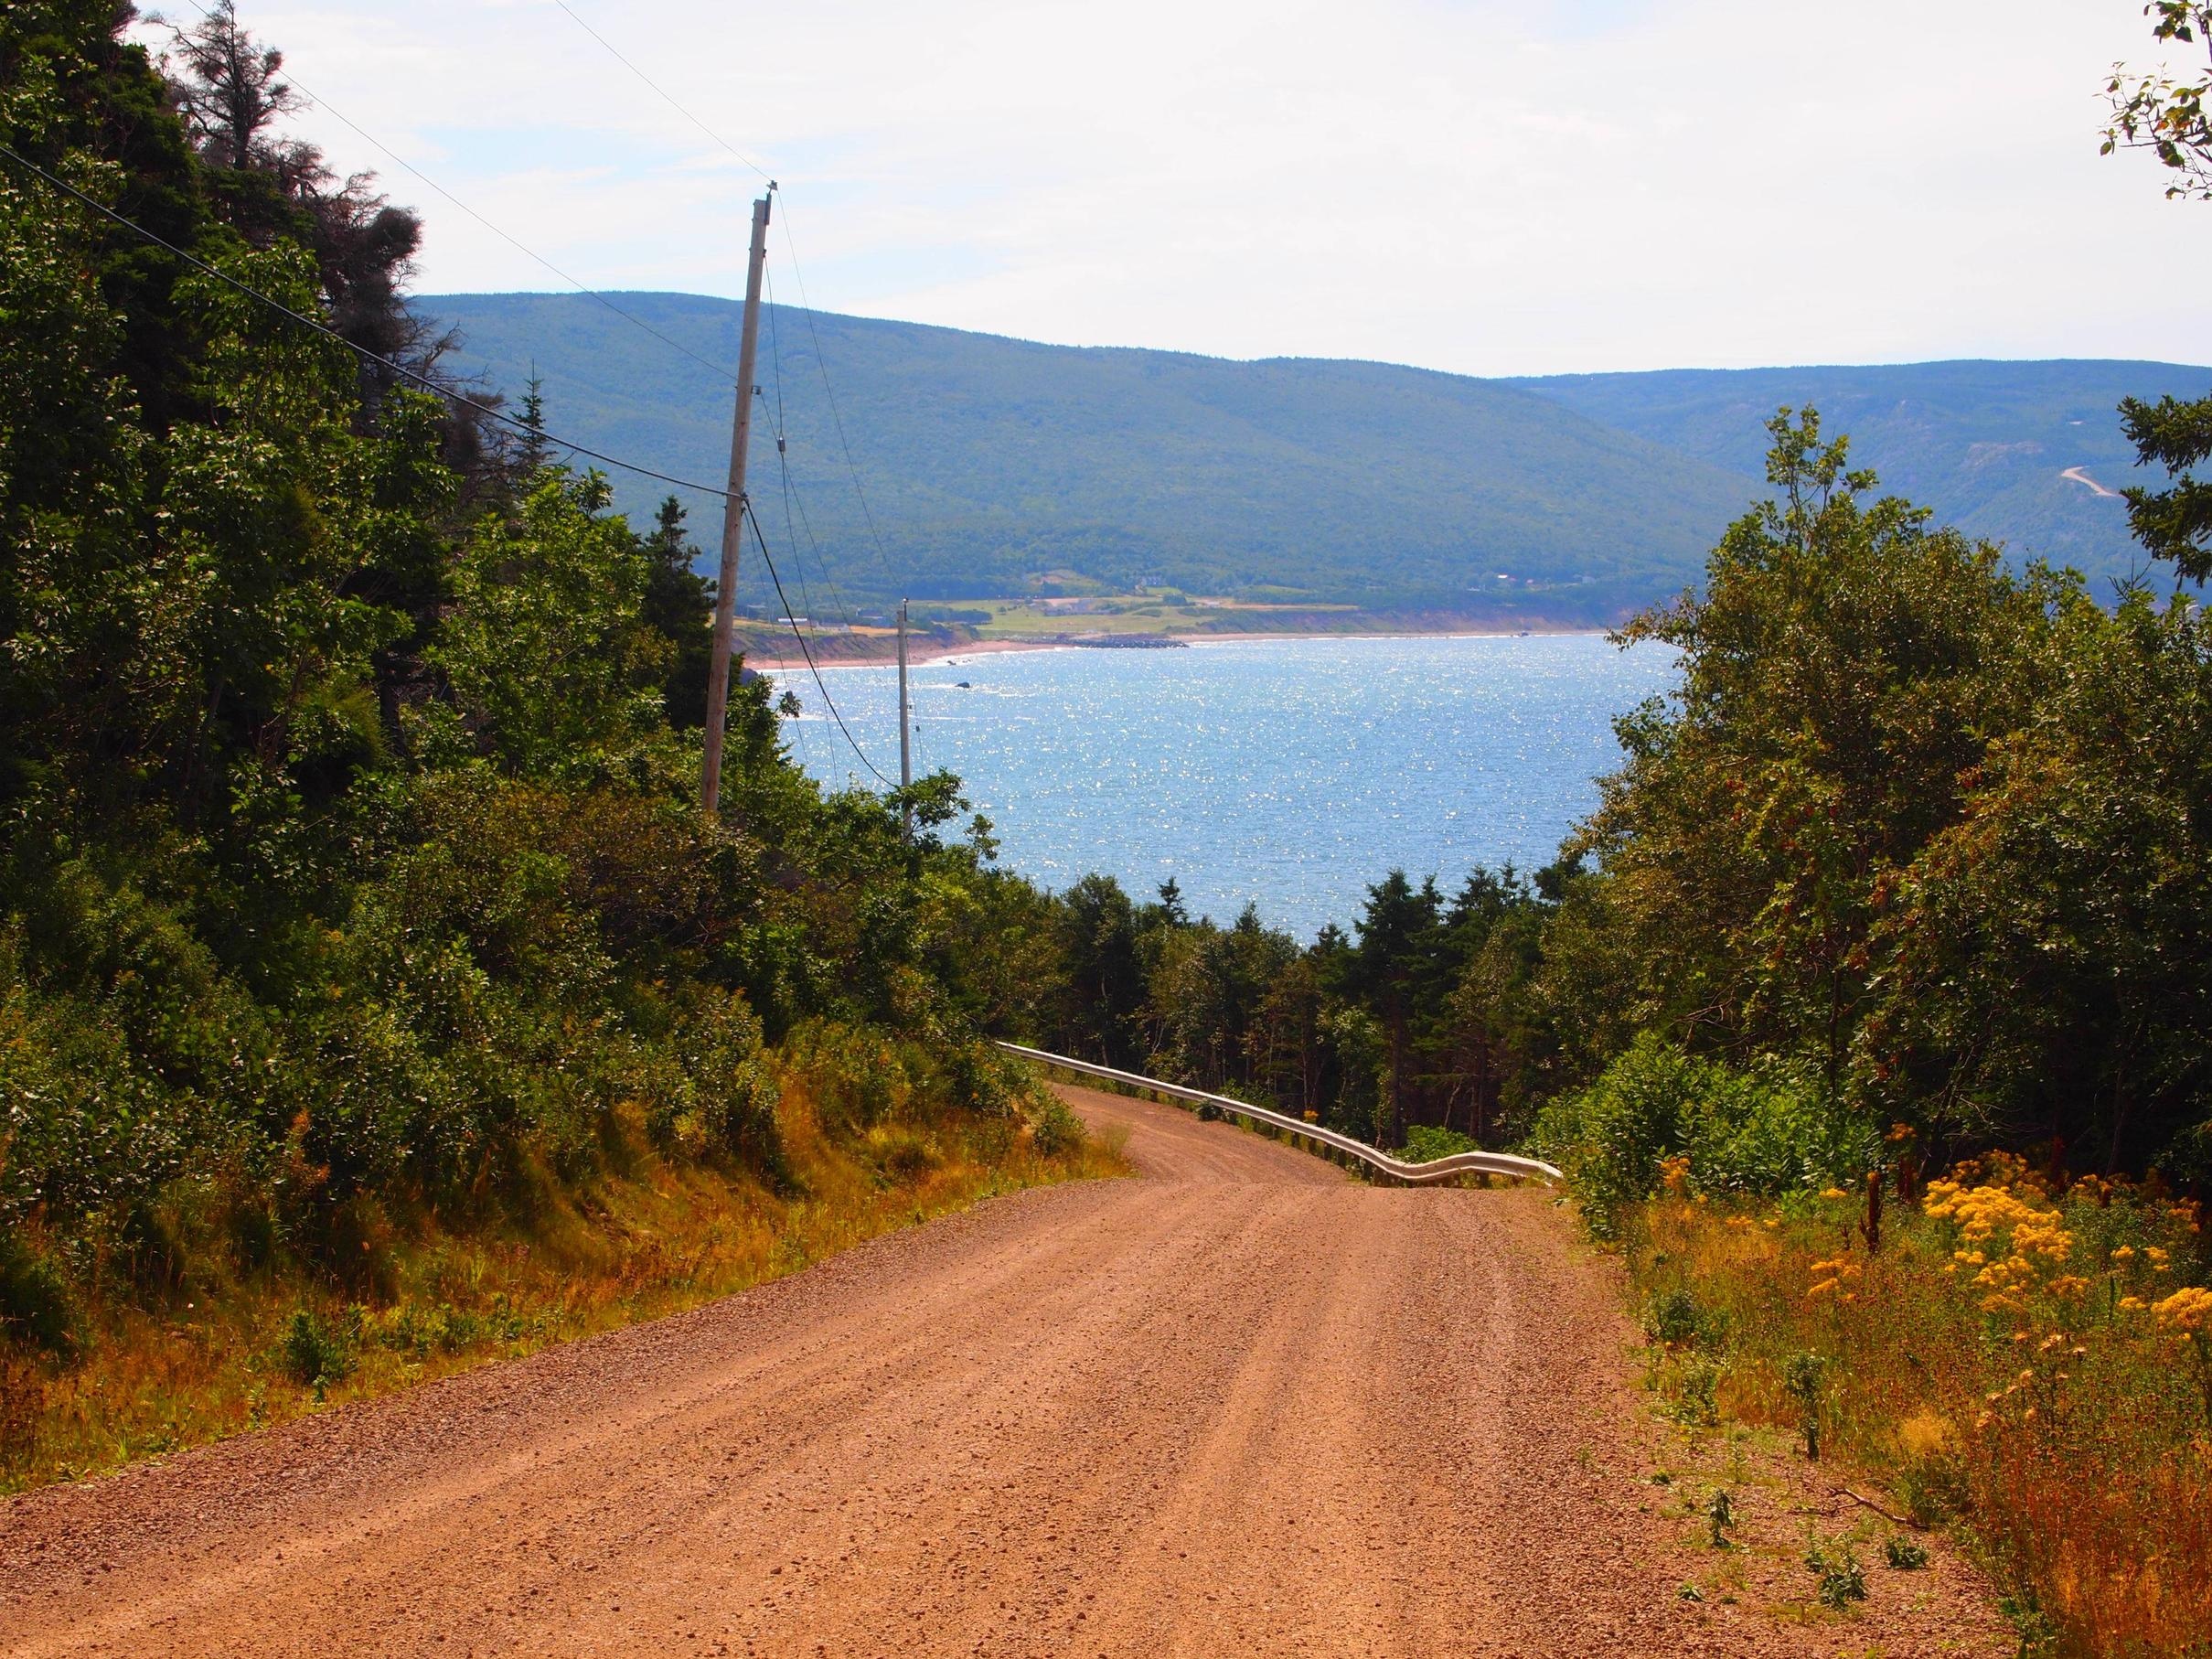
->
[541, 0, 903, 595]
[83, 3, 909, 791]
[160, 0, 744, 392]
[773, 211, 903, 594]
[548, 0, 775, 182]
[762, 285, 951, 785]
[0, 144, 752, 503]
[744, 506, 894, 787]
[1, 138, 901, 790]
[764, 270, 869, 636]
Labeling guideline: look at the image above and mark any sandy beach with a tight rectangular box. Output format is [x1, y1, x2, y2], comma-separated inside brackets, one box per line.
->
[744, 622, 1603, 672]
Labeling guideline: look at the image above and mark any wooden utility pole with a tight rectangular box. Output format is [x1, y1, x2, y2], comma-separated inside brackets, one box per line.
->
[896, 598, 913, 839]
[700, 189, 775, 817]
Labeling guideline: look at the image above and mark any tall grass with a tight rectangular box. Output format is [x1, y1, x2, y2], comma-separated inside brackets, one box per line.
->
[0, 1041, 1119, 1494]
[1629, 1155, 2211, 1656]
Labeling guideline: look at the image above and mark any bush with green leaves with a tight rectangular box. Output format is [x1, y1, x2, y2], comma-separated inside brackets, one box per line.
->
[1399, 1124, 1478, 1163]
[1024, 1095, 1087, 1160]
[1533, 1033, 1875, 1236]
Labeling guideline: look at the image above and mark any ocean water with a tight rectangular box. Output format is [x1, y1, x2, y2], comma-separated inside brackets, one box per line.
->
[769, 634, 1676, 939]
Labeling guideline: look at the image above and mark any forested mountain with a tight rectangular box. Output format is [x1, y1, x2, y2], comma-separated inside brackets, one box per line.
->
[422, 290, 2208, 615]
[421, 293, 1751, 622]
[1507, 358, 2212, 591]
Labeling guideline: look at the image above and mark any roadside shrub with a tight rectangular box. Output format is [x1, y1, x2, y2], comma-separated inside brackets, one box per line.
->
[1400, 1124, 1477, 1163]
[861, 1123, 942, 1183]
[1533, 1033, 1873, 1236]
[787, 1022, 906, 1132]
[650, 988, 784, 1172]
[1025, 1095, 1087, 1160]
[1806, 1541, 1867, 1609]
[0, 1353, 42, 1472]
[1645, 1285, 1720, 1351]
[0, 1237, 73, 1355]
[280, 1308, 357, 1391]
[1662, 1353, 1723, 1426]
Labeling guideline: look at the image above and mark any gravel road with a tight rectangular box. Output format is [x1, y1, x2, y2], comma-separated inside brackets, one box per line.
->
[0, 1086, 2005, 1657]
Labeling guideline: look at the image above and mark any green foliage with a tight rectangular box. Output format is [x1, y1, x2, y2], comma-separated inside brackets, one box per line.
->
[1784, 1351, 1829, 1461]
[2118, 391, 2212, 582]
[1024, 1095, 1086, 1160]
[1885, 1535, 1929, 1571]
[1399, 1124, 1476, 1163]
[1805, 1540, 1868, 1609]
[2103, 2, 2212, 200]
[1668, 1355, 1721, 1428]
[281, 1307, 355, 1390]
[1645, 1285, 1719, 1351]
[432, 472, 660, 771]
[0, 1237, 72, 1355]
[1533, 1035, 1869, 1237]
[0, 5, 1116, 1383]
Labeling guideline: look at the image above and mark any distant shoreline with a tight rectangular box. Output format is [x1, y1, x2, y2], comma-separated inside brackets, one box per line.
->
[745, 621, 1609, 672]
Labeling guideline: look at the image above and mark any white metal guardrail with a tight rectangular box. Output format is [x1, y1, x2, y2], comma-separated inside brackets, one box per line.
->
[998, 1042, 1563, 1186]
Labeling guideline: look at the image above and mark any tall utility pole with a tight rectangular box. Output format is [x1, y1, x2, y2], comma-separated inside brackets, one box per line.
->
[896, 599, 913, 840]
[700, 189, 775, 817]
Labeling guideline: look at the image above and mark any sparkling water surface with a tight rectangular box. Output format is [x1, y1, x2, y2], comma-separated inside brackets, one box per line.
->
[771, 635, 1675, 939]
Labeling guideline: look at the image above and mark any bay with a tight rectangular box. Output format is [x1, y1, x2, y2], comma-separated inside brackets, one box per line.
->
[770, 634, 1675, 940]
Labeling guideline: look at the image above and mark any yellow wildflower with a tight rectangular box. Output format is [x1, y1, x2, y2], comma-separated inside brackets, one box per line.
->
[2154, 1286, 2212, 1334]
[1897, 1411, 1954, 1460]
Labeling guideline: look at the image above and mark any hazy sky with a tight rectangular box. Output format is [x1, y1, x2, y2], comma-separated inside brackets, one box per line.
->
[144, 0, 2212, 376]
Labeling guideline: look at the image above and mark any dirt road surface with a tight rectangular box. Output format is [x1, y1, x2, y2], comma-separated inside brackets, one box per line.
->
[0, 1086, 2004, 1657]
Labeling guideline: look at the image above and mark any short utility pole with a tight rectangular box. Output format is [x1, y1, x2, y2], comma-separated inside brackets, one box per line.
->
[896, 598, 913, 840]
[700, 187, 775, 817]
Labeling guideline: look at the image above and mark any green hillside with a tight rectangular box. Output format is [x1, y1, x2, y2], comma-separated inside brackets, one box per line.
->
[1506, 359, 2212, 593]
[420, 292, 2209, 615]
[421, 293, 1752, 621]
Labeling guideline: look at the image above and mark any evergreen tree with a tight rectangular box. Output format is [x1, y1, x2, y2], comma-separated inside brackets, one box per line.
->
[640, 496, 715, 728]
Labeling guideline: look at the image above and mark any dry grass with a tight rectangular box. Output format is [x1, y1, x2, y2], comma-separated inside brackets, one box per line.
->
[0, 1075, 1125, 1496]
[1628, 1156, 2212, 1657]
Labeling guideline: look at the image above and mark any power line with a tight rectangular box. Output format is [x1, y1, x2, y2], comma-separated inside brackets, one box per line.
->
[0, 142, 743, 504]
[743, 505, 894, 787]
[764, 270, 870, 635]
[775, 209, 902, 593]
[535, 0, 900, 594]
[160, 0, 743, 391]
[6, 140, 899, 800]
[548, 0, 775, 183]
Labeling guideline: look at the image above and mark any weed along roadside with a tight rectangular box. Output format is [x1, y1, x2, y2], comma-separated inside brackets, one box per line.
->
[0, 1040, 1118, 1496]
[1541, 1088, 2212, 1655]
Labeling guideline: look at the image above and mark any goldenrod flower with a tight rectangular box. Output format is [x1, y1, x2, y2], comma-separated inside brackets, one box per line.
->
[2154, 1286, 2212, 1334]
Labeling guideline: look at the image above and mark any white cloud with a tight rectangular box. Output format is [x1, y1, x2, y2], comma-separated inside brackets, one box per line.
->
[146, 0, 2212, 373]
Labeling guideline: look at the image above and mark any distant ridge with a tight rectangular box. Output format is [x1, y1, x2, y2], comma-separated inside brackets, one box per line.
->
[419, 292, 2208, 618]
[1503, 359, 2209, 587]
